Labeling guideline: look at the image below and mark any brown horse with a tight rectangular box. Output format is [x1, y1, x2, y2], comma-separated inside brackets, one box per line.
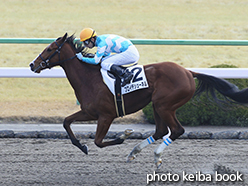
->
[30, 33, 248, 168]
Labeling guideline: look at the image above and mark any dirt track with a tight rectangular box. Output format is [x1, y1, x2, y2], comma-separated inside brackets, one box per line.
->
[0, 138, 247, 186]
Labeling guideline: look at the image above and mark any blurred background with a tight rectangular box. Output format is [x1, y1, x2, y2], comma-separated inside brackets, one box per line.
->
[0, 0, 247, 120]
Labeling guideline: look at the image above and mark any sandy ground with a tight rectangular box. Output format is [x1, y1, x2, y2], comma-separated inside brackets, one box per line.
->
[0, 138, 247, 186]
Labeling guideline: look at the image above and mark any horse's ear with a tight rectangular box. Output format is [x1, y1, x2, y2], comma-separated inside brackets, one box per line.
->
[62, 33, 68, 41]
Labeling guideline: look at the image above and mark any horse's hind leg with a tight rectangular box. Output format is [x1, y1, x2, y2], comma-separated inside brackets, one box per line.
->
[127, 103, 185, 167]
[127, 135, 156, 162]
[153, 108, 185, 169]
[127, 103, 169, 162]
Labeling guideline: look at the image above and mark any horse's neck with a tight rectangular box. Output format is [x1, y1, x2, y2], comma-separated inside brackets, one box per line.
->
[61, 59, 100, 92]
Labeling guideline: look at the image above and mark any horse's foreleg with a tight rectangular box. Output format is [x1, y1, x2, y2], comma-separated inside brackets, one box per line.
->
[94, 117, 133, 148]
[63, 110, 96, 155]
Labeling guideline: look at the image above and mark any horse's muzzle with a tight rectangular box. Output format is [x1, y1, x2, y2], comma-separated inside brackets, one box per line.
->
[29, 62, 40, 73]
[29, 62, 35, 71]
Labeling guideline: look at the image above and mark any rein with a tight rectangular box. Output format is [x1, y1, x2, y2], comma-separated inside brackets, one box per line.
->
[35, 39, 76, 71]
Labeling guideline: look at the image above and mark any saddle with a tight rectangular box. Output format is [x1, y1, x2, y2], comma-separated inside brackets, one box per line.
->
[101, 64, 149, 117]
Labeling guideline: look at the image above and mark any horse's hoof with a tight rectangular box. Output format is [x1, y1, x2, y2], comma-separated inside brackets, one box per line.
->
[82, 145, 88, 155]
[120, 129, 134, 140]
[155, 159, 162, 169]
[127, 155, 136, 163]
[124, 129, 134, 136]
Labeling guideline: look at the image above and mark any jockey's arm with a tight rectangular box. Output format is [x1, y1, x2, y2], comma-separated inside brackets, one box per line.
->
[81, 56, 99, 65]
[81, 45, 107, 65]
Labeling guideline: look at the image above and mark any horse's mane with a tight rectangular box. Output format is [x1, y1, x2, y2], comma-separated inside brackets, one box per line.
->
[66, 34, 89, 56]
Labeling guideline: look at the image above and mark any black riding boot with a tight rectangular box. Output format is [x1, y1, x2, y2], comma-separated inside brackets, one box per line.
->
[110, 64, 133, 86]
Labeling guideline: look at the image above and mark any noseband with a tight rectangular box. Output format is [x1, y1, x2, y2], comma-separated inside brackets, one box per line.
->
[36, 39, 76, 71]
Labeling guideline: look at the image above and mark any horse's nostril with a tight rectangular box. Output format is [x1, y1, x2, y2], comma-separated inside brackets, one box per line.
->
[29, 63, 34, 68]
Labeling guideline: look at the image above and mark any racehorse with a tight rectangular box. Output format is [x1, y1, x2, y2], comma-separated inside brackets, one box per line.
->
[30, 33, 248, 168]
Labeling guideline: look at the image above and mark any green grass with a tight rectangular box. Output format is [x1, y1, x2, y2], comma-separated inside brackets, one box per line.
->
[1, 0, 248, 116]
[1, 0, 248, 67]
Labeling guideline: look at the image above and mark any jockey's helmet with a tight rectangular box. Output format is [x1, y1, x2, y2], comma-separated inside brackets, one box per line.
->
[80, 28, 97, 42]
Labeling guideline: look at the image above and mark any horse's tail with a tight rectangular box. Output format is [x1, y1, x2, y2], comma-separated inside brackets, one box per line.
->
[189, 71, 248, 104]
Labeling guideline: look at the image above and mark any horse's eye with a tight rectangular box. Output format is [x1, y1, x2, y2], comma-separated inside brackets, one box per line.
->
[47, 48, 52, 52]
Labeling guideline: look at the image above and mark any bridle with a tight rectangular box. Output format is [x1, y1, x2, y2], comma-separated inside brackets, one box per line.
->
[34, 39, 76, 72]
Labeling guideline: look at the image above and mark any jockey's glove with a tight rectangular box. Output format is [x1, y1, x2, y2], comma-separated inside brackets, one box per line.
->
[84, 53, 95, 58]
[76, 53, 83, 61]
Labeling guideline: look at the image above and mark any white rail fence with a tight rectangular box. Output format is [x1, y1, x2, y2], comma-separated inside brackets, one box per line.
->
[1, 38, 248, 79]
[0, 67, 248, 79]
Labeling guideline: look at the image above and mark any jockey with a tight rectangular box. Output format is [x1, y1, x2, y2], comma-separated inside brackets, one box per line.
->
[76, 28, 140, 87]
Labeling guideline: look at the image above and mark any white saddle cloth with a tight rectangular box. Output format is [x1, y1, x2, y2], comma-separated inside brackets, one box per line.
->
[100, 65, 149, 95]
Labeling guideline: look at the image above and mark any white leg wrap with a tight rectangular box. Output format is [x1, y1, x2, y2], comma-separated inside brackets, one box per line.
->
[154, 137, 172, 155]
[127, 136, 155, 162]
[154, 127, 172, 155]
[140, 136, 155, 149]
[132, 136, 155, 153]
[154, 127, 172, 168]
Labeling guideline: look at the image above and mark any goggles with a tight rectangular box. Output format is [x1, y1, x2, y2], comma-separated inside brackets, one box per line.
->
[83, 39, 90, 45]
[83, 30, 95, 46]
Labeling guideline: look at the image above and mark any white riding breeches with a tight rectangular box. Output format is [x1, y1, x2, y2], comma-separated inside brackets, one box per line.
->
[100, 45, 140, 71]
